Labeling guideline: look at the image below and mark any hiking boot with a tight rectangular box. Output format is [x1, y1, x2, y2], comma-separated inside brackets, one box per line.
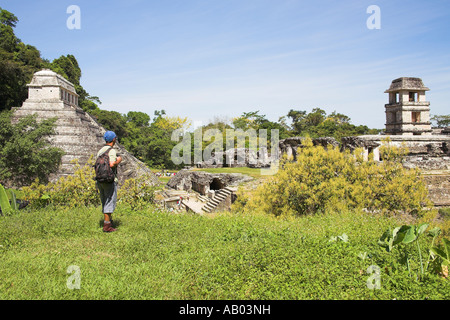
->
[103, 221, 117, 233]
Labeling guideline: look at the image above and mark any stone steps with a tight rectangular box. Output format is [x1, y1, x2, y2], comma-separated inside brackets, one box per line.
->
[201, 187, 234, 213]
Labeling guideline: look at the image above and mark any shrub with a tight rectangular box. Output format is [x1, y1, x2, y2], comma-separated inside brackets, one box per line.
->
[118, 175, 158, 210]
[22, 158, 158, 210]
[238, 138, 432, 217]
[0, 110, 64, 186]
[22, 158, 100, 208]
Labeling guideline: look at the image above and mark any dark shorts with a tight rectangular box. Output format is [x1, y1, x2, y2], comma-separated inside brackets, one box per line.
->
[97, 182, 118, 213]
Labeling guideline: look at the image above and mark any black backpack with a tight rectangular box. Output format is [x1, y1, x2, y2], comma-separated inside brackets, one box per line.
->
[94, 147, 115, 183]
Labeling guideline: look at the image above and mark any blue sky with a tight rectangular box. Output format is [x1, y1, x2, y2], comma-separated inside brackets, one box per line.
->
[2, 0, 450, 129]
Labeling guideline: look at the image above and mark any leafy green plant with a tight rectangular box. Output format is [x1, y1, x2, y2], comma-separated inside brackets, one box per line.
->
[0, 111, 64, 186]
[430, 239, 450, 265]
[22, 158, 99, 208]
[426, 227, 442, 271]
[20, 178, 52, 208]
[0, 183, 12, 215]
[329, 233, 349, 243]
[378, 226, 406, 253]
[118, 175, 158, 210]
[403, 223, 428, 275]
[429, 238, 450, 277]
[378, 223, 450, 278]
[9, 189, 18, 211]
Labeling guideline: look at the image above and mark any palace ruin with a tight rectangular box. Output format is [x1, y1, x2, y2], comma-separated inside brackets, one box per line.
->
[280, 77, 450, 206]
[11, 70, 449, 209]
[340, 77, 450, 171]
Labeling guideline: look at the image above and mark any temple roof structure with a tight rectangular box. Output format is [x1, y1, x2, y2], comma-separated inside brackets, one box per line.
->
[385, 77, 430, 93]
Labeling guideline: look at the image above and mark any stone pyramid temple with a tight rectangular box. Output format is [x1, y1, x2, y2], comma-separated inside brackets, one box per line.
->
[12, 69, 159, 185]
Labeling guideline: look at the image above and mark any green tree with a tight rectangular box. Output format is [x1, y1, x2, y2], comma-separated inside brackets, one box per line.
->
[0, 110, 64, 186]
[431, 114, 450, 128]
[15, 43, 42, 69]
[0, 52, 29, 111]
[287, 109, 307, 134]
[232, 111, 267, 130]
[90, 109, 128, 139]
[0, 8, 18, 27]
[328, 111, 351, 124]
[144, 126, 179, 169]
[288, 107, 327, 135]
[126, 111, 150, 127]
[120, 111, 152, 162]
[305, 107, 326, 127]
[0, 7, 45, 111]
[232, 110, 290, 145]
[0, 8, 18, 52]
[287, 108, 380, 140]
[104, 108, 188, 170]
[143, 110, 188, 169]
[48, 54, 81, 85]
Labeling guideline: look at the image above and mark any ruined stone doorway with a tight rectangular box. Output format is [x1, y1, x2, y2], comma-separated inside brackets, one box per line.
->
[210, 178, 224, 191]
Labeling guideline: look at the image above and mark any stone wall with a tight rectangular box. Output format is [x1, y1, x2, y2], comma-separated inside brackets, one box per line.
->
[166, 169, 253, 195]
[197, 147, 271, 169]
[422, 174, 450, 207]
[279, 137, 339, 161]
[341, 135, 450, 170]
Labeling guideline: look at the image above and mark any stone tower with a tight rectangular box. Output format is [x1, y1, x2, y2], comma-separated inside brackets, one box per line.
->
[384, 77, 432, 135]
[13, 69, 159, 185]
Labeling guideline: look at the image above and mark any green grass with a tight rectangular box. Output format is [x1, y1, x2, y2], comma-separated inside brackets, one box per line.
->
[191, 167, 267, 179]
[149, 168, 177, 184]
[150, 166, 267, 184]
[157, 176, 171, 183]
[0, 206, 449, 300]
[439, 207, 450, 218]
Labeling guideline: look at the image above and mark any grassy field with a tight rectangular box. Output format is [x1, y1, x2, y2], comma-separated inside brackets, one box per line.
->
[151, 166, 268, 185]
[1, 204, 449, 300]
[190, 167, 269, 179]
[150, 168, 178, 184]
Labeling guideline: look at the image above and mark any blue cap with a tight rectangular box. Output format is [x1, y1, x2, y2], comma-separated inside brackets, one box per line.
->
[104, 131, 116, 142]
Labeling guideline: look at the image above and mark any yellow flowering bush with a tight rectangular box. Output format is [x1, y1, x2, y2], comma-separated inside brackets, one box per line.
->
[238, 138, 432, 217]
[22, 158, 159, 210]
[22, 157, 99, 208]
[118, 175, 158, 210]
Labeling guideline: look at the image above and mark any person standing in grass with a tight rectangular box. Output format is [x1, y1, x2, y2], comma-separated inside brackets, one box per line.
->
[96, 131, 122, 232]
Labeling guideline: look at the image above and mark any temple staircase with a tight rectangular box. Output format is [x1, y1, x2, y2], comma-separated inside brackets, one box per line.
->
[201, 187, 235, 214]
